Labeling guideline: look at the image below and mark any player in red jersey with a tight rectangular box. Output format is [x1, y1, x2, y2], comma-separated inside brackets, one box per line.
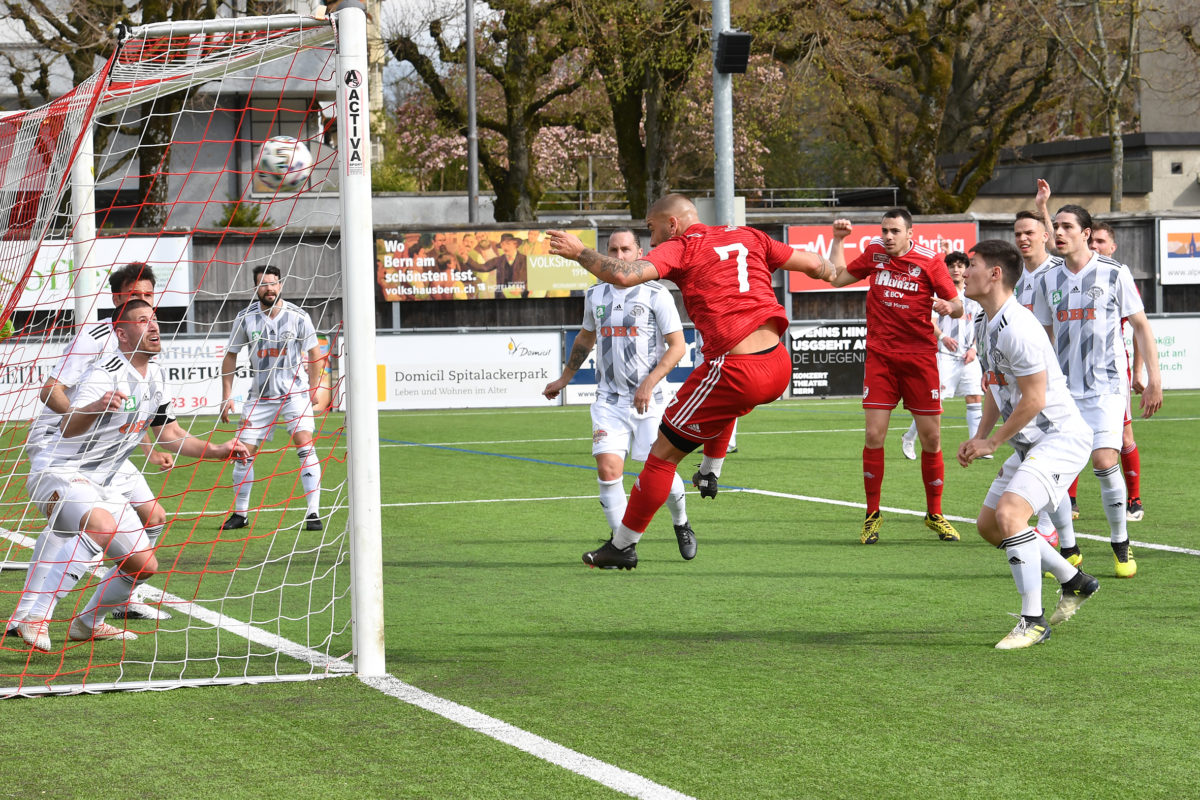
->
[829, 209, 964, 545]
[547, 194, 838, 569]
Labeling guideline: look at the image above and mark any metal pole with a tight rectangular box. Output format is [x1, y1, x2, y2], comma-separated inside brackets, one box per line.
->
[332, 0, 386, 678]
[711, 0, 734, 226]
[466, 0, 479, 223]
[70, 125, 98, 325]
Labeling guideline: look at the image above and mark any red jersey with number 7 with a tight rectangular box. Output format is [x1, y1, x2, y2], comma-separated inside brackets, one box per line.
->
[643, 223, 792, 359]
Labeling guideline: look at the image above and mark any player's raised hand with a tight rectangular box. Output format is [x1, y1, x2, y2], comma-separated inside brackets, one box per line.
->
[1035, 178, 1051, 205]
[546, 230, 585, 261]
[832, 219, 853, 239]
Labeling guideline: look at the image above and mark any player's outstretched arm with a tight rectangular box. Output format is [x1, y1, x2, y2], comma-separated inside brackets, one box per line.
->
[546, 230, 659, 287]
[153, 420, 250, 461]
[780, 250, 838, 283]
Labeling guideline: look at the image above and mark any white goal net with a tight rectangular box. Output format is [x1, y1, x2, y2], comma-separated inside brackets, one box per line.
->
[0, 7, 383, 696]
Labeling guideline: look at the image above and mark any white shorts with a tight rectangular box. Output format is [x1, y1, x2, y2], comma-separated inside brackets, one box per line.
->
[591, 401, 664, 463]
[239, 392, 314, 446]
[27, 471, 137, 535]
[983, 426, 1092, 514]
[937, 353, 983, 400]
[1074, 394, 1126, 452]
[110, 460, 156, 508]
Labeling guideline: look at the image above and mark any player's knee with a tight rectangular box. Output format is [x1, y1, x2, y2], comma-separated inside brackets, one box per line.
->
[121, 551, 159, 580]
[80, 509, 118, 537]
[139, 502, 167, 529]
[993, 499, 1030, 536]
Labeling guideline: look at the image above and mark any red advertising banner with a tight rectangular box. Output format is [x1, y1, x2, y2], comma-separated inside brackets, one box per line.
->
[785, 222, 978, 292]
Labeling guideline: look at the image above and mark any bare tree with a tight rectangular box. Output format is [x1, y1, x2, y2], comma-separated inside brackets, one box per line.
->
[1021, 0, 1143, 211]
[765, 0, 1060, 214]
[386, 0, 589, 221]
[571, 0, 707, 218]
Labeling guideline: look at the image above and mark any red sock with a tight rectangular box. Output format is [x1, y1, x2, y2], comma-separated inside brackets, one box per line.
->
[621, 454, 677, 534]
[1121, 441, 1141, 499]
[921, 449, 944, 515]
[704, 421, 735, 459]
[863, 447, 884, 514]
[1068, 475, 1079, 500]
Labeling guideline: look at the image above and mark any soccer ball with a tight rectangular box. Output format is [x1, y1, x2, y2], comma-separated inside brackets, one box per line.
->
[255, 136, 314, 193]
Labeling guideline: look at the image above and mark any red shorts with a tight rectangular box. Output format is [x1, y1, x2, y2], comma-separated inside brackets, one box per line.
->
[662, 343, 790, 445]
[863, 349, 942, 415]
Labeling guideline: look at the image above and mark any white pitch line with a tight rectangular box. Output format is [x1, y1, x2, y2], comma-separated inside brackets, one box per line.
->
[361, 675, 697, 800]
[735, 487, 1200, 557]
[0, 525, 692, 800]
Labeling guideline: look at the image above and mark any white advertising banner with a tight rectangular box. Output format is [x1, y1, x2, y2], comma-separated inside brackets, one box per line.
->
[1123, 316, 1200, 391]
[1159, 220, 1200, 285]
[376, 332, 560, 409]
[15, 237, 193, 311]
[0, 338, 252, 421]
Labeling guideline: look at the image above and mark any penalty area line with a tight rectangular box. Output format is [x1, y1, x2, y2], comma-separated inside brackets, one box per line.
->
[361, 675, 697, 800]
[0, 525, 694, 799]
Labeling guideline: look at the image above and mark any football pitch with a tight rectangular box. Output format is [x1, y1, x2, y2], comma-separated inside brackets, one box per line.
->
[8, 392, 1200, 799]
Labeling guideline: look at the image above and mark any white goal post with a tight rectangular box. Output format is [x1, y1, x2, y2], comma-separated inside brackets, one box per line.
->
[0, 4, 384, 695]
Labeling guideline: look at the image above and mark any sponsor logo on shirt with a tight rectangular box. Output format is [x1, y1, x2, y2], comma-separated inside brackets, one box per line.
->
[1056, 308, 1097, 322]
[875, 270, 920, 293]
[907, 266, 922, 278]
[1086, 286, 1105, 300]
[122, 397, 139, 411]
[595, 305, 607, 320]
[600, 326, 640, 337]
[984, 370, 1009, 387]
[1051, 290, 1063, 305]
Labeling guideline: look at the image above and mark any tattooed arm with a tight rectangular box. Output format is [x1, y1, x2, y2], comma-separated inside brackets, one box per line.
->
[547, 230, 660, 287]
[543, 328, 597, 401]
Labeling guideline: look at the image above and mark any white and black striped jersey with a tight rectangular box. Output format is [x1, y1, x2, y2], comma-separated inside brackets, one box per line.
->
[581, 281, 682, 405]
[27, 321, 118, 453]
[1014, 255, 1061, 311]
[1031, 253, 1142, 398]
[937, 295, 983, 361]
[977, 297, 1085, 452]
[226, 300, 319, 399]
[31, 353, 175, 484]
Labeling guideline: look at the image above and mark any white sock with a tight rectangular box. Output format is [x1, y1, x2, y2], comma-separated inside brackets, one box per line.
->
[232, 456, 254, 514]
[1048, 492, 1076, 549]
[1037, 534, 1077, 583]
[597, 477, 626, 533]
[966, 402, 982, 439]
[1002, 529, 1043, 618]
[728, 421, 738, 449]
[16, 534, 101, 621]
[611, 523, 643, 549]
[297, 445, 322, 515]
[76, 566, 137, 630]
[700, 456, 725, 478]
[902, 420, 917, 442]
[145, 524, 165, 548]
[665, 472, 688, 526]
[1095, 464, 1128, 543]
[49, 536, 106, 618]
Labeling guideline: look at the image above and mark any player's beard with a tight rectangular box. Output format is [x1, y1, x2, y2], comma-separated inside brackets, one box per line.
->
[258, 290, 279, 310]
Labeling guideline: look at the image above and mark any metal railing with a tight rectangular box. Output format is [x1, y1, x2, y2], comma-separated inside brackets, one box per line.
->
[539, 186, 899, 213]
